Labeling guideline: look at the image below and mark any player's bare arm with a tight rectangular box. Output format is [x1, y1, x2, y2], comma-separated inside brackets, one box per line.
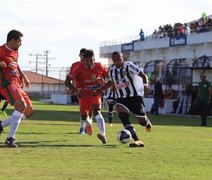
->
[65, 75, 80, 94]
[95, 80, 113, 95]
[18, 66, 30, 88]
[0, 61, 7, 68]
[138, 71, 151, 94]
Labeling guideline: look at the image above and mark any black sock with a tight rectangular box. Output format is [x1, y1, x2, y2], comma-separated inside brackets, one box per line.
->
[108, 112, 113, 124]
[119, 112, 139, 141]
[2, 101, 9, 111]
[108, 104, 113, 112]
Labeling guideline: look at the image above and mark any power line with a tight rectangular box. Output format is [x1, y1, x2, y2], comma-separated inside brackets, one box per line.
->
[29, 50, 56, 76]
[43, 50, 56, 76]
[28, 53, 44, 73]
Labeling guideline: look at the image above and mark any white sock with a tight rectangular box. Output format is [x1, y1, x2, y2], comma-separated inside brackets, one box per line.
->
[21, 114, 26, 120]
[80, 118, 85, 127]
[95, 113, 106, 136]
[8, 110, 23, 138]
[88, 117, 93, 125]
[1, 117, 12, 127]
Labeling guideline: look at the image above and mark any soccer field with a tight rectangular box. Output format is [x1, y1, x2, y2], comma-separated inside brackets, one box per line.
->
[0, 101, 211, 180]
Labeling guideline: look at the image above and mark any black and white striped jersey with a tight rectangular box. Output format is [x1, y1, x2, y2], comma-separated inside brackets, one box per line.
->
[108, 61, 144, 98]
[105, 87, 117, 100]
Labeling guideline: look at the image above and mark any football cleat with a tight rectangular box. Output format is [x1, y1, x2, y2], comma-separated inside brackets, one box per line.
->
[5, 137, 18, 148]
[85, 124, 92, 136]
[97, 134, 107, 144]
[145, 118, 152, 132]
[129, 140, 145, 148]
[79, 126, 85, 134]
[87, 118, 93, 125]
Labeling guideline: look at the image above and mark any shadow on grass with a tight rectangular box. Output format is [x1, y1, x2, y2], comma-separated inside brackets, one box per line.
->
[0, 140, 117, 148]
[3, 108, 212, 127]
[18, 131, 82, 135]
[147, 114, 212, 127]
[29, 109, 80, 122]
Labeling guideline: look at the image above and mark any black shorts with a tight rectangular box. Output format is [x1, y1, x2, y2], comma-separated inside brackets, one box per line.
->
[116, 96, 146, 116]
[106, 97, 116, 104]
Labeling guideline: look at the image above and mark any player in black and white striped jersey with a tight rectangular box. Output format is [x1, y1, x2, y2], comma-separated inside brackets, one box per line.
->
[96, 51, 152, 148]
[109, 64, 145, 98]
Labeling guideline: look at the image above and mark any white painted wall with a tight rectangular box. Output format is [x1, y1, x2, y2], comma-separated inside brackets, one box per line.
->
[100, 31, 212, 63]
[24, 83, 66, 94]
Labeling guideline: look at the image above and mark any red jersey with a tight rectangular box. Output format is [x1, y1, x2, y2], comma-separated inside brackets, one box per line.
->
[0, 45, 21, 87]
[67, 61, 81, 88]
[71, 62, 108, 97]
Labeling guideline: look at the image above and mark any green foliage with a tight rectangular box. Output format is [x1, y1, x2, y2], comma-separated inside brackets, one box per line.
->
[0, 101, 211, 180]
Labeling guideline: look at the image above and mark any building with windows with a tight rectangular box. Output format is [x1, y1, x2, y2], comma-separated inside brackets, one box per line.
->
[99, 15, 212, 114]
[100, 15, 212, 94]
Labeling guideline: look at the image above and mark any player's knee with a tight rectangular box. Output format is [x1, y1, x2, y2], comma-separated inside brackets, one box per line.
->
[24, 106, 34, 118]
[14, 99, 27, 113]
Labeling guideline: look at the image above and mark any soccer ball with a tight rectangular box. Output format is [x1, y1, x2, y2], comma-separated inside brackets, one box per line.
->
[117, 129, 132, 144]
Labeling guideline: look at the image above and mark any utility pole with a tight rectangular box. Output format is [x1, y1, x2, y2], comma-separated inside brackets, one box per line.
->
[44, 50, 49, 76]
[43, 50, 55, 76]
[28, 53, 43, 73]
[29, 51, 55, 76]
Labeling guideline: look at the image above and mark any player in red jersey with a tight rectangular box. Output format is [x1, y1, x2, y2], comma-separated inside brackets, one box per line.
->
[65, 48, 93, 134]
[66, 48, 86, 91]
[0, 30, 34, 148]
[70, 49, 108, 144]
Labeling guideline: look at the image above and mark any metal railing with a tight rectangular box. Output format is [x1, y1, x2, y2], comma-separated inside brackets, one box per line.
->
[100, 15, 212, 47]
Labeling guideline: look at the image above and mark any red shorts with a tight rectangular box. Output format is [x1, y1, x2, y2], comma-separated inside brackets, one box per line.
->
[80, 96, 101, 116]
[0, 83, 31, 106]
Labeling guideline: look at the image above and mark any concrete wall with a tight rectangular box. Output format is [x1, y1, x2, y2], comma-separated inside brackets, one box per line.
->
[100, 31, 212, 63]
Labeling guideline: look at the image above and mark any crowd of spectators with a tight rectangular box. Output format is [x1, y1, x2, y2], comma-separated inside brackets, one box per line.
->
[151, 15, 212, 39]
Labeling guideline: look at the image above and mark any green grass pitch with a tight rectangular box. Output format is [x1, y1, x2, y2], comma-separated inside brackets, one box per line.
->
[0, 100, 211, 180]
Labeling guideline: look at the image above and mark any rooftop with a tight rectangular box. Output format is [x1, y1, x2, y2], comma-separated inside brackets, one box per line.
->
[24, 71, 64, 84]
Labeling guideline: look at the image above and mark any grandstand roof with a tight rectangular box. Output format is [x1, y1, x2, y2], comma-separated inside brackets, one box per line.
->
[23, 71, 64, 84]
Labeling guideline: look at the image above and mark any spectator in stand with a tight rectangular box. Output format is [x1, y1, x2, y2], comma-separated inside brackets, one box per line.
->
[152, 29, 158, 39]
[184, 23, 190, 35]
[152, 15, 212, 40]
[158, 26, 164, 38]
[164, 84, 175, 99]
[151, 80, 163, 115]
[178, 23, 185, 36]
[190, 20, 200, 33]
[139, 29, 145, 41]
[207, 17, 212, 31]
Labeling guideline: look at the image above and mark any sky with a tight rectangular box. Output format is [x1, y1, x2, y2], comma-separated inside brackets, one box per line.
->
[0, 0, 211, 72]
